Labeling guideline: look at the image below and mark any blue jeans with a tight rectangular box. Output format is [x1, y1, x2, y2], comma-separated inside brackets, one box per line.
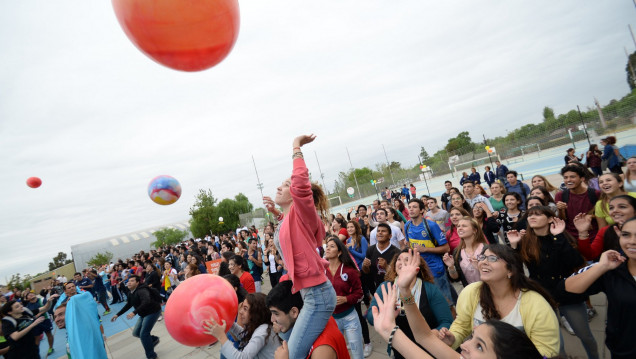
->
[559, 303, 599, 359]
[279, 281, 337, 359]
[433, 274, 454, 305]
[335, 309, 364, 359]
[133, 311, 161, 359]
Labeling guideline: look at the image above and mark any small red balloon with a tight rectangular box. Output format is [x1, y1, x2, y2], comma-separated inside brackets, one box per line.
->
[111, 0, 240, 72]
[164, 274, 238, 347]
[26, 177, 42, 188]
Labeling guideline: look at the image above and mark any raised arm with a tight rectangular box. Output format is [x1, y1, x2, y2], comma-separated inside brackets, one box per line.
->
[565, 250, 624, 294]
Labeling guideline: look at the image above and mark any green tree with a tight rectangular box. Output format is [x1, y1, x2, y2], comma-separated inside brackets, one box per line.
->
[189, 190, 254, 237]
[6, 273, 27, 291]
[542, 106, 555, 122]
[627, 51, 636, 90]
[445, 131, 476, 153]
[48, 252, 73, 271]
[189, 189, 218, 238]
[152, 228, 188, 248]
[419, 147, 430, 163]
[87, 251, 113, 268]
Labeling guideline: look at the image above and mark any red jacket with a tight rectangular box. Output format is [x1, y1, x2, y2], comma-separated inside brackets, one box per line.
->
[577, 225, 610, 261]
[324, 263, 362, 315]
[279, 158, 328, 293]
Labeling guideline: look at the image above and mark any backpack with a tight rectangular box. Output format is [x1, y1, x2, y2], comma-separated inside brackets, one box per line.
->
[405, 219, 438, 247]
[560, 188, 598, 206]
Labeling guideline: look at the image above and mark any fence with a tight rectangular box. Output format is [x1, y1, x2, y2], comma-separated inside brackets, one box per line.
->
[329, 92, 636, 206]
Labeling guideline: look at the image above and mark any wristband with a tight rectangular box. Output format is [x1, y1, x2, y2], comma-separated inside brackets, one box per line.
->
[387, 325, 400, 356]
[292, 151, 304, 159]
[400, 294, 415, 305]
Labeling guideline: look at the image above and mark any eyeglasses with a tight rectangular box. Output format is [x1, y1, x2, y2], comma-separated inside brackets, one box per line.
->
[476, 254, 500, 263]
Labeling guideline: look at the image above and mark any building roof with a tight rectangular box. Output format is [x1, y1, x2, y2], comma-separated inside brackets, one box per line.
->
[71, 221, 191, 270]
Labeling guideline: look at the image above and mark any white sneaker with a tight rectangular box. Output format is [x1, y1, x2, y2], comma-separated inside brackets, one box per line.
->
[560, 316, 575, 336]
[363, 343, 373, 357]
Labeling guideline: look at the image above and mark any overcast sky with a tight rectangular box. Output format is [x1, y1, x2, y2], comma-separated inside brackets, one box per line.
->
[1, 1, 634, 282]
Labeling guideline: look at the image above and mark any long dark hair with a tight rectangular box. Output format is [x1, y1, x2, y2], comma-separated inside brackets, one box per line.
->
[347, 220, 363, 250]
[448, 207, 472, 236]
[519, 206, 577, 264]
[530, 186, 555, 203]
[479, 244, 556, 320]
[325, 236, 358, 270]
[387, 207, 403, 223]
[503, 192, 522, 212]
[239, 293, 278, 348]
[485, 320, 542, 359]
[603, 195, 636, 252]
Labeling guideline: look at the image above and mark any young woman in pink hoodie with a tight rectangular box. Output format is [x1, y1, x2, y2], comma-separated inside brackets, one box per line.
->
[263, 134, 337, 359]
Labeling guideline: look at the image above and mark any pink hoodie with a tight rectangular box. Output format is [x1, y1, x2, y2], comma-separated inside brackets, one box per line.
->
[279, 157, 328, 293]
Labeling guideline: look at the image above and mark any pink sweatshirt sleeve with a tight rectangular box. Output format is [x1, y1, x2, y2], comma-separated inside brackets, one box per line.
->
[290, 157, 326, 247]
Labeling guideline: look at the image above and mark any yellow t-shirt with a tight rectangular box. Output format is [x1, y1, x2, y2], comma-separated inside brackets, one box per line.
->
[594, 192, 636, 225]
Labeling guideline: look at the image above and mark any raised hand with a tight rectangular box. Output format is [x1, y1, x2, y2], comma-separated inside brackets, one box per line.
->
[573, 213, 592, 234]
[598, 250, 626, 271]
[507, 230, 522, 247]
[263, 196, 277, 214]
[292, 134, 316, 148]
[550, 217, 566, 235]
[442, 253, 455, 268]
[202, 318, 227, 340]
[371, 283, 399, 341]
[396, 249, 420, 290]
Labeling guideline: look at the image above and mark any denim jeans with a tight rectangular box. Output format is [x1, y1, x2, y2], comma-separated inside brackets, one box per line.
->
[133, 311, 161, 359]
[433, 274, 454, 306]
[558, 303, 599, 359]
[335, 309, 364, 359]
[279, 281, 337, 359]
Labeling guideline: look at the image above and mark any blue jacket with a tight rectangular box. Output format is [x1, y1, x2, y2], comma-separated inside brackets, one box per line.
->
[468, 172, 481, 184]
[496, 164, 509, 179]
[602, 144, 619, 169]
[484, 171, 496, 185]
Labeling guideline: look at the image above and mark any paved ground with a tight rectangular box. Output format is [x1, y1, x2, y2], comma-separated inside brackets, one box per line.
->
[44, 278, 611, 359]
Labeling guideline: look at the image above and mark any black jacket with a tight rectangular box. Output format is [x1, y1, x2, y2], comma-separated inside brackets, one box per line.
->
[115, 284, 161, 318]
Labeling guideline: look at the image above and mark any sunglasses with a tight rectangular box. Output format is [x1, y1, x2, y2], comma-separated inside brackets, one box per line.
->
[476, 254, 500, 263]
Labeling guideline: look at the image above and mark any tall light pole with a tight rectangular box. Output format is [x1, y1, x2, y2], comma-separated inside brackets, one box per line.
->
[251, 155, 264, 199]
[314, 151, 328, 192]
[382, 144, 396, 186]
[346, 147, 362, 199]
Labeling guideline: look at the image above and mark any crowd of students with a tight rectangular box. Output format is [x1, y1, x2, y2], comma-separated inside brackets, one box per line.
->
[3, 136, 636, 359]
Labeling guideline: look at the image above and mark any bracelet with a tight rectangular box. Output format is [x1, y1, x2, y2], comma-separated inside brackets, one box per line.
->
[292, 151, 304, 159]
[387, 325, 400, 356]
[400, 294, 415, 305]
[448, 266, 457, 273]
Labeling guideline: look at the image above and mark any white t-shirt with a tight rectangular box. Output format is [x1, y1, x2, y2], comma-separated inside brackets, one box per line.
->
[369, 223, 405, 248]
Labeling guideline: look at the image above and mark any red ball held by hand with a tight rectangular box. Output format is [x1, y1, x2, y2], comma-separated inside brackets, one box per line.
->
[164, 274, 238, 346]
[111, 0, 240, 72]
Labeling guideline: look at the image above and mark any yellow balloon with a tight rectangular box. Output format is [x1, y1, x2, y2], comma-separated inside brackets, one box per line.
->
[485, 146, 490, 150]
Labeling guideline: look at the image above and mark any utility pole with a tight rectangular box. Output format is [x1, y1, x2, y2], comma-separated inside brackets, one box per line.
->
[382, 144, 396, 186]
[482, 134, 495, 171]
[629, 24, 636, 49]
[594, 97, 607, 129]
[577, 105, 592, 146]
[345, 146, 362, 199]
[314, 151, 328, 193]
[251, 155, 264, 199]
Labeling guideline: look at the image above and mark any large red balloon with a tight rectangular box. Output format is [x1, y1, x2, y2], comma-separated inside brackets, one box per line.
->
[26, 177, 42, 188]
[164, 274, 238, 347]
[111, 0, 240, 72]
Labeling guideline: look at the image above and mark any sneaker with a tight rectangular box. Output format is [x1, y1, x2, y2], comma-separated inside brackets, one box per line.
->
[363, 343, 373, 357]
[47, 348, 54, 355]
[102, 310, 111, 316]
[587, 307, 597, 322]
[560, 316, 575, 336]
[157, 315, 164, 322]
[152, 337, 160, 347]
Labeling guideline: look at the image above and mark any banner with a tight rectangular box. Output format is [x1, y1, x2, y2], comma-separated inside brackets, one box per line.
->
[206, 259, 223, 275]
